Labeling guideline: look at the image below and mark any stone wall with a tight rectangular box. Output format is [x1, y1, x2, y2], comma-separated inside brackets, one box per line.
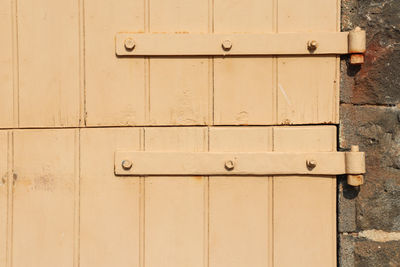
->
[339, 0, 400, 266]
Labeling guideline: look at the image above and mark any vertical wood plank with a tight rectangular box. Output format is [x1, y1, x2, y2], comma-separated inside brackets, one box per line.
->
[85, 0, 145, 126]
[277, 0, 339, 124]
[273, 126, 336, 267]
[73, 130, 79, 267]
[18, 0, 80, 127]
[214, 0, 275, 125]
[277, 56, 337, 124]
[148, 0, 209, 125]
[80, 128, 141, 267]
[209, 127, 273, 267]
[0, 0, 14, 128]
[0, 132, 8, 264]
[12, 129, 77, 267]
[144, 127, 207, 267]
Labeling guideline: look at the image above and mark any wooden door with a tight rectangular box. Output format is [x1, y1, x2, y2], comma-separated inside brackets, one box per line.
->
[0, 0, 340, 266]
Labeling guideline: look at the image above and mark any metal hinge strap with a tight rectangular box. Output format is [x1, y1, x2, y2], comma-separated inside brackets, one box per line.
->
[116, 28, 366, 63]
[115, 149, 366, 179]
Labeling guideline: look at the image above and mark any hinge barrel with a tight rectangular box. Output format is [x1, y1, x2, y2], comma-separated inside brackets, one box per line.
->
[346, 145, 365, 186]
[348, 27, 366, 65]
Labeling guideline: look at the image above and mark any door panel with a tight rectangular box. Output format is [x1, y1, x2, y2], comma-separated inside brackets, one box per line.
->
[144, 127, 207, 267]
[12, 130, 77, 267]
[80, 128, 141, 267]
[277, 56, 337, 124]
[209, 127, 273, 267]
[273, 126, 336, 267]
[0, 0, 14, 128]
[18, 0, 80, 127]
[1, 0, 341, 127]
[214, 0, 275, 125]
[148, 0, 210, 125]
[0, 132, 9, 263]
[85, 0, 145, 126]
[1, 0, 342, 266]
[276, 0, 339, 124]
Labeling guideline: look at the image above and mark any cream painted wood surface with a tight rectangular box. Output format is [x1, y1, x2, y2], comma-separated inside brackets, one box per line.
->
[0, 0, 340, 127]
[0, 0, 341, 266]
[85, 0, 145, 126]
[273, 127, 336, 267]
[0, 1, 14, 128]
[148, 0, 210, 125]
[80, 128, 141, 267]
[209, 127, 273, 267]
[12, 130, 77, 267]
[18, 0, 80, 127]
[0, 132, 8, 264]
[144, 127, 207, 267]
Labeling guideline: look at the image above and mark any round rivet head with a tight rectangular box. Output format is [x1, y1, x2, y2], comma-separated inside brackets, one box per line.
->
[225, 160, 235, 171]
[307, 40, 318, 52]
[124, 38, 136, 50]
[306, 160, 317, 170]
[122, 160, 133, 170]
[222, 40, 232, 51]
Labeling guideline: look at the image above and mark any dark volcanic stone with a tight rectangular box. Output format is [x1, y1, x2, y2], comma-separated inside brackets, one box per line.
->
[341, 0, 400, 105]
[340, 105, 400, 231]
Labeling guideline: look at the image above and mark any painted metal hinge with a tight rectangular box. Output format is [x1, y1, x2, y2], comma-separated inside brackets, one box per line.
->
[115, 27, 366, 64]
[115, 145, 365, 186]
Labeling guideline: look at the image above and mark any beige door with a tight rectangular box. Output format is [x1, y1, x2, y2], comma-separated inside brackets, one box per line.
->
[0, 0, 344, 266]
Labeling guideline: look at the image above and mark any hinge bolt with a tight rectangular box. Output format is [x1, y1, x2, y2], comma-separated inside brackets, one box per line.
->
[307, 40, 318, 52]
[222, 40, 233, 51]
[124, 38, 136, 51]
[122, 160, 133, 170]
[225, 160, 235, 171]
[306, 159, 317, 170]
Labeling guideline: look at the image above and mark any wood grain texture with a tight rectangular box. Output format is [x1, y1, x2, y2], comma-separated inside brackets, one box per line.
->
[80, 128, 141, 267]
[273, 126, 337, 267]
[0, 0, 14, 128]
[12, 130, 77, 267]
[214, 0, 275, 125]
[84, 0, 145, 126]
[209, 127, 273, 267]
[276, 0, 339, 124]
[0, 132, 8, 264]
[17, 0, 80, 127]
[148, 0, 210, 125]
[144, 127, 207, 267]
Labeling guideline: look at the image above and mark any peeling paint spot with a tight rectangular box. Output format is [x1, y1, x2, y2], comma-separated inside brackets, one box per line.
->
[236, 111, 249, 124]
[32, 174, 56, 192]
[358, 230, 400, 242]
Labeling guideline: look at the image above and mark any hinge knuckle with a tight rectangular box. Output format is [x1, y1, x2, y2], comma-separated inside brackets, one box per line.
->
[345, 145, 366, 186]
[345, 151, 366, 174]
[348, 27, 366, 65]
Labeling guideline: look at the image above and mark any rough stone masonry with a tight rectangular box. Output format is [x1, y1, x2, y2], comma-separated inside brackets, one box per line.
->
[339, 0, 400, 266]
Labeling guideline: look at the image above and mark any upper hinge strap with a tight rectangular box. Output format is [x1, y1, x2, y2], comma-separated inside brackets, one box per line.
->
[115, 30, 365, 58]
[116, 32, 348, 56]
